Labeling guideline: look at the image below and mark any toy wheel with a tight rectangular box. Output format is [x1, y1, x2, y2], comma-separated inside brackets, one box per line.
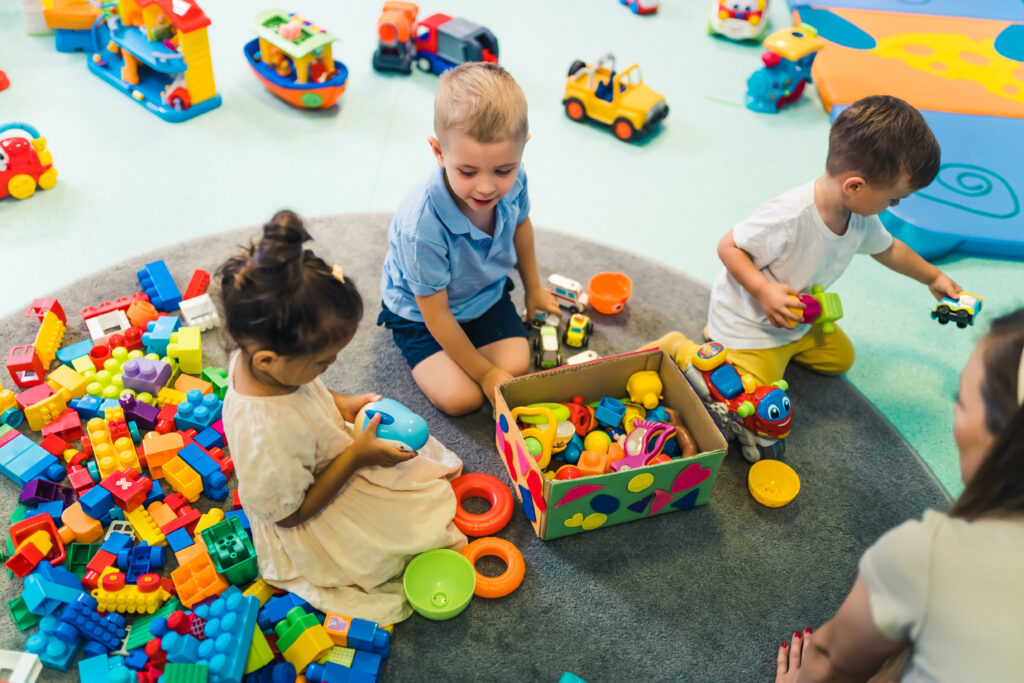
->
[8, 174, 37, 199]
[740, 444, 761, 463]
[758, 440, 786, 461]
[533, 352, 540, 367]
[556, 353, 562, 366]
[37, 168, 57, 190]
[532, 336, 539, 351]
[613, 118, 635, 142]
[564, 98, 586, 121]
[416, 56, 433, 73]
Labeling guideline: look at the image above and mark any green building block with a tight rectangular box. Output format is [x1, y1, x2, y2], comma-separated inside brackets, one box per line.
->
[125, 597, 182, 651]
[8, 595, 43, 631]
[200, 516, 258, 586]
[274, 606, 322, 653]
[10, 503, 29, 524]
[162, 662, 209, 683]
[5, 536, 15, 579]
[202, 367, 228, 400]
[66, 542, 104, 580]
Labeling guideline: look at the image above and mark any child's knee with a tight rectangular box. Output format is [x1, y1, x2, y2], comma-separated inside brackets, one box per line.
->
[428, 384, 485, 417]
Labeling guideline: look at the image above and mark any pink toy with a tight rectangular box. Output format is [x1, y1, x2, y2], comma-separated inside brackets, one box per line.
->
[610, 419, 676, 472]
[279, 19, 303, 40]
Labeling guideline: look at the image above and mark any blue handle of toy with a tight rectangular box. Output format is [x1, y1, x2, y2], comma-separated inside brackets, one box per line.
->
[0, 122, 41, 139]
[364, 410, 394, 425]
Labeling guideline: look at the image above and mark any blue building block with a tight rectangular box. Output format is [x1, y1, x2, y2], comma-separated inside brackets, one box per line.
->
[26, 614, 85, 671]
[156, 587, 259, 683]
[165, 527, 193, 554]
[257, 593, 313, 632]
[141, 316, 181, 357]
[100, 532, 134, 558]
[117, 542, 166, 583]
[0, 432, 66, 486]
[79, 484, 115, 520]
[124, 647, 149, 671]
[137, 260, 182, 313]
[78, 653, 134, 683]
[57, 339, 94, 366]
[349, 650, 384, 680]
[145, 479, 165, 507]
[225, 509, 250, 538]
[594, 397, 626, 429]
[174, 390, 223, 433]
[243, 662, 297, 683]
[26, 500, 65, 524]
[23, 574, 85, 616]
[33, 560, 84, 592]
[56, 593, 127, 652]
[70, 395, 105, 421]
[306, 659, 379, 683]
[178, 443, 228, 501]
[347, 618, 391, 657]
[194, 427, 224, 451]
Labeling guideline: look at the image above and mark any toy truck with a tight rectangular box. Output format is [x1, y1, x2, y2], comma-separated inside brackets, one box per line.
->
[412, 13, 498, 74]
[374, 1, 419, 73]
[562, 53, 669, 142]
[547, 274, 589, 313]
[0, 123, 57, 200]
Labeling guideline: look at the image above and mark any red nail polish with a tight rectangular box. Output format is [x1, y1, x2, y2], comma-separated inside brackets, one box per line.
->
[794, 631, 802, 639]
[805, 627, 813, 634]
[781, 642, 788, 648]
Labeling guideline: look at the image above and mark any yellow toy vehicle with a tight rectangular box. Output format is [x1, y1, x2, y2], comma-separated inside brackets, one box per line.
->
[562, 53, 668, 142]
[563, 313, 593, 348]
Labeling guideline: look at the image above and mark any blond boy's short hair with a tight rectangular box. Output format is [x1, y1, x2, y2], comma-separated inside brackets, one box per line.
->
[434, 62, 528, 144]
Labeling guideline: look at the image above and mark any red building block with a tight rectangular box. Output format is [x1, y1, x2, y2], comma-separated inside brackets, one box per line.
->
[8, 515, 65, 567]
[100, 470, 154, 512]
[39, 433, 69, 456]
[41, 409, 82, 442]
[68, 465, 95, 498]
[107, 327, 144, 352]
[26, 298, 66, 324]
[183, 269, 211, 300]
[82, 293, 149, 322]
[7, 345, 46, 388]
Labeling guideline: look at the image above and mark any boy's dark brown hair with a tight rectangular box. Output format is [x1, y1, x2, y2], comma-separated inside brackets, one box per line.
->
[217, 210, 363, 357]
[826, 95, 940, 190]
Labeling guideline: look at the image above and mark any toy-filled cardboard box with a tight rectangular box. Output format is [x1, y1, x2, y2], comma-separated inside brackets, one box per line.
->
[495, 349, 728, 541]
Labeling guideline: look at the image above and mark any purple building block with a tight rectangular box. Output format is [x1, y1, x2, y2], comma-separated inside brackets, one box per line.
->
[119, 395, 160, 432]
[120, 358, 172, 396]
[19, 478, 75, 507]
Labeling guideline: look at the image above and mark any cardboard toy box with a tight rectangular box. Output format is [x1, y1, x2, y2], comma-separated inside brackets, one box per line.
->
[495, 349, 728, 540]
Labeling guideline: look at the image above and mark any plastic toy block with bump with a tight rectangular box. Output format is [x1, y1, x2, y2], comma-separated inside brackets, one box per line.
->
[87, 310, 131, 347]
[55, 592, 128, 651]
[121, 357, 172, 396]
[200, 515, 257, 585]
[93, 566, 173, 614]
[47, 364, 88, 400]
[87, 417, 140, 480]
[34, 311, 67, 369]
[142, 316, 181, 357]
[306, 659, 380, 683]
[178, 443, 228, 501]
[323, 613, 391, 657]
[162, 457, 203, 503]
[117, 542, 166, 583]
[24, 389, 69, 432]
[100, 469, 153, 512]
[7, 345, 46, 389]
[175, 390, 222, 432]
[26, 298, 66, 324]
[179, 294, 220, 331]
[183, 269, 211, 301]
[26, 614, 85, 671]
[124, 505, 167, 547]
[171, 549, 228, 608]
[154, 586, 259, 683]
[20, 478, 74, 507]
[137, 261, 182, 313]
[119, 395, 160, 431]
[0, 426, 66, 486]
[140, 431, 185, 478]
[166, 327, 202, 375]
[275, 606, 334, 672]
[82, 293, 149, 323]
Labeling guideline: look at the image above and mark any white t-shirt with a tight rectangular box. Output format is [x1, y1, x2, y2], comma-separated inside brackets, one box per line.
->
[707, 180, 893, 349]
[860, 510, 1024, 681]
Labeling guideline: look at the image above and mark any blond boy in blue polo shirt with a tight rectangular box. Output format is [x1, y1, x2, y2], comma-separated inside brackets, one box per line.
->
[379, 63, 559, 416]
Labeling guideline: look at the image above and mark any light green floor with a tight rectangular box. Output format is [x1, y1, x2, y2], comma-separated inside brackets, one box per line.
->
[2, 1, 1021, 496]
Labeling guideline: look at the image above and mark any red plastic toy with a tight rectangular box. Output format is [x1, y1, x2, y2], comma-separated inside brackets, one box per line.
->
[0, 122, 57, 200]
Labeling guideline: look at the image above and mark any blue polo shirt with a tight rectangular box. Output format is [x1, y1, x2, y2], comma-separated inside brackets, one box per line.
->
[380, 166, 531, 322]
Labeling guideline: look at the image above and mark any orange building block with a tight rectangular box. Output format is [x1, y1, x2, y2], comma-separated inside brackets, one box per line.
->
[171, 549, 229, 608]
[576, 450, 610, 477]
[173, 374, 213, 396]
[58, 501, 104, 544]
[141, 431, 184, 478]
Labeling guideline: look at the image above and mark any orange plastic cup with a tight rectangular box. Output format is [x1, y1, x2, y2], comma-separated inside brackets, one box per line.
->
[588, 272, 632, 315]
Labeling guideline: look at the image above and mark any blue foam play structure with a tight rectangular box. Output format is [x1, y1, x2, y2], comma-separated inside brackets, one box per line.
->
[832, 105, 1024, 261]
[785, 0, 1024, 22]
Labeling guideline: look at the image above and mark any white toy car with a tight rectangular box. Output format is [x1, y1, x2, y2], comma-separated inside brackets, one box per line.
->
[547, 274, 589, 313]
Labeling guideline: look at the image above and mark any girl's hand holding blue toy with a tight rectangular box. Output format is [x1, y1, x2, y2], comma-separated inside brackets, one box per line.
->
[352, 413, 418, 467]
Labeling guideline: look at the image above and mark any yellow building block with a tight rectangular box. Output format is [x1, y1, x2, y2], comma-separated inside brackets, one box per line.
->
[72, 356, 95, 375]
[245, 626, 274, 674]
[0, 389, 16, 414]
[166, 327, 202, 375]
[243, 578, 275, 607]
[125, 505, 167, 547]
[179, 27, 217, 104]
[88, 417, 140, 479]
[283, 626, 333, 672]
[92, 566, 172, 614]
[163, 456, 202, 503]
[34, 311, 66, 368]
[25, 389, 68, 431]
[155, 386, 186, 408]
[47, 365, 88, 400]
[193, 508, 225, 537]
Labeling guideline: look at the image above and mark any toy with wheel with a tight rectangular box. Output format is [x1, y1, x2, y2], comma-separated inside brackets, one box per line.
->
[932, 292, 982, 329]
[0, 122, 57, 201]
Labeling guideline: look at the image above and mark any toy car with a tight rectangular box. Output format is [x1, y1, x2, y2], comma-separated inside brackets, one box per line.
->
[709, 0, 769, 41]
[0, 123, 57, 201]
[620, 0, 659, 15]
[745, 25, 824, 113]
[533, 324, 561, 369]
[681, 342, 792, 463]
[564, 313, 593, 348]
[527, 310, 561, 329]
[932, 292, 983, 328]
[547, 274, 589, 313]
[562, 53, 668, 142]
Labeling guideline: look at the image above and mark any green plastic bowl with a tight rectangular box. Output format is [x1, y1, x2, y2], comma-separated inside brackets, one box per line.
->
[403, 549, 476, 620]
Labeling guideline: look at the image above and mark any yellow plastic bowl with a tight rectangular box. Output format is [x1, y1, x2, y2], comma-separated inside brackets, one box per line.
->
[748, 460, 800, 507]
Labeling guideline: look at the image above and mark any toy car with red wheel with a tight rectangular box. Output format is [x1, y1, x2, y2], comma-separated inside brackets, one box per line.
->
[0, 123, 57, 201]
[562, 53, 668, 142]
[681, 341, 792, 462]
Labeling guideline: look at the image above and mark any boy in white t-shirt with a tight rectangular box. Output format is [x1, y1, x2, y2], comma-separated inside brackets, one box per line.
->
[653, 95, 963, 385]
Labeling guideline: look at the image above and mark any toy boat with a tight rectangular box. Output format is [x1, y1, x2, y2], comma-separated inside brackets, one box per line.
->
[245, 10, 348, 109]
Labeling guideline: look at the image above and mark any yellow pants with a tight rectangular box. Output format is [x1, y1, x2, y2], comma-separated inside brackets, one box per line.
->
[650, 325, 855, 386]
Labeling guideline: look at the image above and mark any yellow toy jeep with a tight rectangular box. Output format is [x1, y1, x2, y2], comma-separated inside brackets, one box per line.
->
[562, 53, 669, 142]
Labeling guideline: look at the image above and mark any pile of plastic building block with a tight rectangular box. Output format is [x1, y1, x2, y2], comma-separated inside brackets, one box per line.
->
[1, 261, 390, 683]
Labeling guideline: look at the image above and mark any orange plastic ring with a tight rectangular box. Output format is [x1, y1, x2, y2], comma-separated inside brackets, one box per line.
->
[451, 473, 514, 537]
[460, 537, 525, 599]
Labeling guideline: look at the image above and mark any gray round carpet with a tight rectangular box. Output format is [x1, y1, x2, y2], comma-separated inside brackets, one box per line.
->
[0, 214, 948, 682]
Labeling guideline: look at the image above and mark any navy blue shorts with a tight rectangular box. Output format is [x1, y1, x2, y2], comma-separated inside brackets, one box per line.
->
[378, 278, 528, 369]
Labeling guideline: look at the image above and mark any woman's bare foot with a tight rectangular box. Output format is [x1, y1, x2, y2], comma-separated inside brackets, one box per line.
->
[775, 627, 812, 683]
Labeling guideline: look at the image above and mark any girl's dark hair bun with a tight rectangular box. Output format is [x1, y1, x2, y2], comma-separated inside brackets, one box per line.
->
[255, 210, 311, 273]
